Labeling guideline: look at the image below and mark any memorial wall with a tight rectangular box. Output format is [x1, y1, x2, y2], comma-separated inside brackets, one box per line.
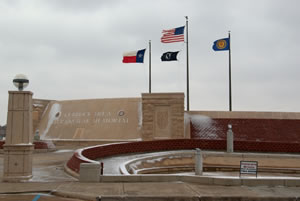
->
[35, 98, 142, 140]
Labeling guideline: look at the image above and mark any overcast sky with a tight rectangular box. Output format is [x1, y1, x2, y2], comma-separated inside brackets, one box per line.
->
[1, 0, 300, 125]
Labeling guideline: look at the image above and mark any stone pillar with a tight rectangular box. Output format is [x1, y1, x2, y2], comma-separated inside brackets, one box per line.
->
[195, 148, 203, 175]
[227, 124, 234, 153]
[3, 91, 34, 182]
[141, 93, 184, 140]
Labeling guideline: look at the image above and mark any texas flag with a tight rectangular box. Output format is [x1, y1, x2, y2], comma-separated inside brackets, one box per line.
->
[122, 49, 146, 63]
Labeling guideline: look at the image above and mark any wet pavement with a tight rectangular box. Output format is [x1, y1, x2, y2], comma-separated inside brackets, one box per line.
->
[0, 149, 77, 182]
[1, 147, 300, 200]
[30, 150, 77, 182]
[0, 181, 300, 201]
[98, 150, 187, 174]
[0, 193, 83, 201]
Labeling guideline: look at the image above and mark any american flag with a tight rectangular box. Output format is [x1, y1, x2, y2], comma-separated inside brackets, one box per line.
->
[161, 26, 185, 43]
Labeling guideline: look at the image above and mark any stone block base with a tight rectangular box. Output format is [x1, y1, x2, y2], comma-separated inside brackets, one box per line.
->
[3, 144, 34, 182]
[79, 163, 100, 182]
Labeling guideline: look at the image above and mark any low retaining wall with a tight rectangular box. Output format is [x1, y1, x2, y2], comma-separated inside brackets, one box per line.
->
[0, 140, 55, 150]
[66, 139, 300, 174]
[51, 139, 134, 147]
[190, 115, 300, 145]
[96, 175, 300, 187]
[121, 151, 300, 175]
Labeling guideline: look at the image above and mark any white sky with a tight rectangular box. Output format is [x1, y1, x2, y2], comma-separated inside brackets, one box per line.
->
[1, 0, 300, 125]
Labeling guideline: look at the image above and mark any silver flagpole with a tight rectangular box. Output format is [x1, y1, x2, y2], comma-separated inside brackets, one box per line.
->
[149, 40, 152, 93]
[185, 16, 190, 111]
[228, 31, 232, 111]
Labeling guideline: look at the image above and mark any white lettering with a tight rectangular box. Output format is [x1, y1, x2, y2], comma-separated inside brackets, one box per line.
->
[94, 118, 101, 124]
[51, 111, 129, 125]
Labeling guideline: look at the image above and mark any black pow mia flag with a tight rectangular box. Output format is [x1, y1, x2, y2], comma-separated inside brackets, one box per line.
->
[161, 51, 179, 61]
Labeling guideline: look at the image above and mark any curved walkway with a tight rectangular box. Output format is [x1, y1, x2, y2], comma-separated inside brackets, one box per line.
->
[66, 139, 300, 176]
[98, 150, 300, 177]
[1, 147, 300, 200]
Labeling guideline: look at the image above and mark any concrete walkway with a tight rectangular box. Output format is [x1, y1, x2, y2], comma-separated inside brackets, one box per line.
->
[1, 181, 300, 200]
[1, 149, 300, 200]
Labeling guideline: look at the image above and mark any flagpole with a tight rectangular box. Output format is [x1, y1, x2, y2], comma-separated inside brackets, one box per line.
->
[185, 16, 190, 111]
[228, 31, 232, 111]
[149, 40, 152, 93]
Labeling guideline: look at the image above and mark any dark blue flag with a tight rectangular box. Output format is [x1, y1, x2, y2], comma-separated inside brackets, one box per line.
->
[161, 51, 179, 61]
[212, 38, 230, 51]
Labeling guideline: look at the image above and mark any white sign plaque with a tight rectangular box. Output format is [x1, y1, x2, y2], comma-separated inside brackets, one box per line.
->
[240, 161, 258, 177]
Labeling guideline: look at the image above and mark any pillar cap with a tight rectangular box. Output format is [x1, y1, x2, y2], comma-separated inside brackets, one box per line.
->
[8, 91, 33, 95]
[142, 92, 184, 99]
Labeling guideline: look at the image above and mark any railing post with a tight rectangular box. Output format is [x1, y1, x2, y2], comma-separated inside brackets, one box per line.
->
[195, 148, 203, 175]
[227, 124, 234, 153]
[100, 162, 104, 175]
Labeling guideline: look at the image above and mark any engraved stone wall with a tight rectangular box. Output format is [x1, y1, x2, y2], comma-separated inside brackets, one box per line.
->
[37, 98, 142, 140]
[141, 93, 185, 140]
[32, 99, 51, 135]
